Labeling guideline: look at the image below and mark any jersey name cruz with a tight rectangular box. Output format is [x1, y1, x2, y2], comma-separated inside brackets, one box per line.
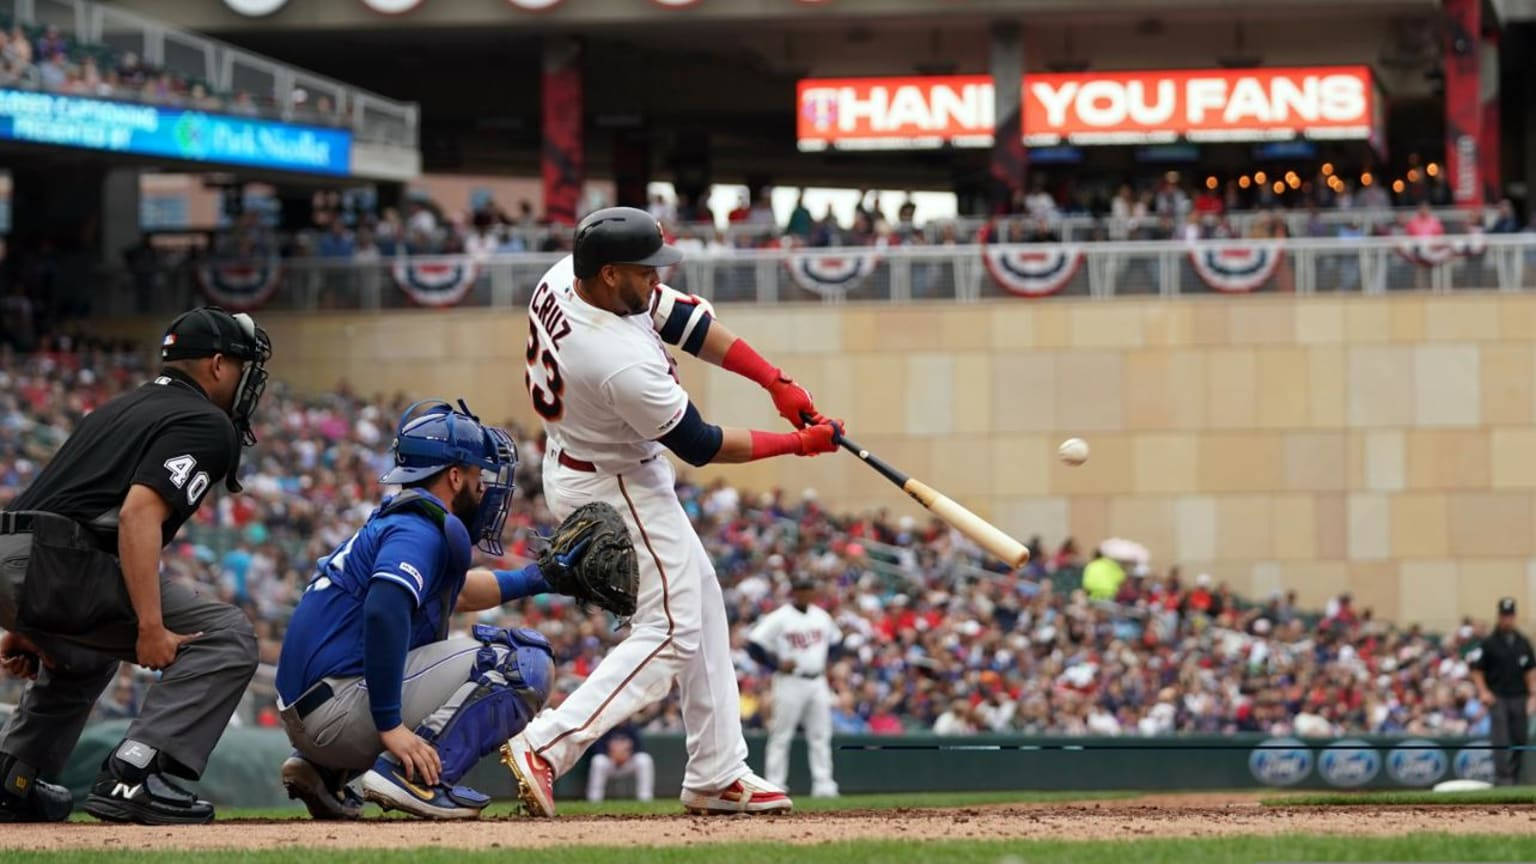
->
[529, 281, 573, 350]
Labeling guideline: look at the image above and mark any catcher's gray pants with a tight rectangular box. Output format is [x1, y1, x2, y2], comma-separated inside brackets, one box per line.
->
[278, 637, 481, 773]
[0, 525, 259, 779]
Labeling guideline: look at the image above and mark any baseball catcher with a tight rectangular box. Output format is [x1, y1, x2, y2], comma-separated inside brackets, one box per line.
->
[274, 400, 635, 820]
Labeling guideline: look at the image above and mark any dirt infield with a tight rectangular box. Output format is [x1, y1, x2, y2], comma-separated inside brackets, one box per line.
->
[5, 793, 1536, 851]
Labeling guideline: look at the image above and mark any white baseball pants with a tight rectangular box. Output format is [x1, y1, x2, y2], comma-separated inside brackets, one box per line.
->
[764, 674, 837, 796]
[522, 455, 749, 793]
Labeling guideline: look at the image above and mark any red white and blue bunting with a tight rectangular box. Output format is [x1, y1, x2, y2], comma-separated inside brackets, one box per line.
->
[980, 242, 1083, 298]
[392, 256, 479, 307]
[783, 249, 882, 298]
[1394, 231, 1487, 267]
[197, 257, 282, 311]
[1187, 243, 1284, 293]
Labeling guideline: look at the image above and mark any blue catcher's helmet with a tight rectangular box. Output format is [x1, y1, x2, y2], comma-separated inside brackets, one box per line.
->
[380, 399, 517, 555]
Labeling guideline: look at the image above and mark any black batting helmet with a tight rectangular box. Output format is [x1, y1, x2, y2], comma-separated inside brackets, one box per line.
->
[572, 206, 683, 279]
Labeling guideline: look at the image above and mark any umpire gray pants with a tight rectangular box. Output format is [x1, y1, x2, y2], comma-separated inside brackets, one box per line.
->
[0, 530, 258, 780]
[1491, 696, 1529, 786]
[278, 637, 481, 773]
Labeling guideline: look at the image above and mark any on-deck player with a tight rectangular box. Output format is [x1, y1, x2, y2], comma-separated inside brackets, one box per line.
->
[503, 206, 843, 816]
[747, 577, 842, 797]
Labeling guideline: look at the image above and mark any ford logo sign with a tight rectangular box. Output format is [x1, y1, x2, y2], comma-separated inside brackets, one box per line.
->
[1249, 737, 1313, 786]
[1319, 739, 1381, 788]
[1385, 739, 1447, 786]
[1454, 740, 1496, 782]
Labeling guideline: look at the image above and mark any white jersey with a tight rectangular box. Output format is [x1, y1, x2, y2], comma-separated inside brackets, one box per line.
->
[749, 603, 841, 677]
[525, 255, 714, 472]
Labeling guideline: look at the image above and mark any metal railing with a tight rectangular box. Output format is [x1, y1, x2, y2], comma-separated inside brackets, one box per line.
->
[664, 206, 1497, 246]
[2, 0, 418, 147]
[105, 233, 1536, 317]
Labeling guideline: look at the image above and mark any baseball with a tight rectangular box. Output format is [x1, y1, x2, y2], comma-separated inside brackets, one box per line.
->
[1058, 437, 1090, 466]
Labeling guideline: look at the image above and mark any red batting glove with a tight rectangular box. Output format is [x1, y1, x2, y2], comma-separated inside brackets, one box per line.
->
[794, 420, 844, 456]
[767, 375, 826, 429]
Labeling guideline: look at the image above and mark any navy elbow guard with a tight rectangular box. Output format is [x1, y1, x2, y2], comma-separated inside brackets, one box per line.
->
[658, 402, 723, 467]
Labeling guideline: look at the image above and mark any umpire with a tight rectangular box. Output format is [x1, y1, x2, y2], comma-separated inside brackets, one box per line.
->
[1470, 597, 1536, 786]
[0, 306, 270, 825]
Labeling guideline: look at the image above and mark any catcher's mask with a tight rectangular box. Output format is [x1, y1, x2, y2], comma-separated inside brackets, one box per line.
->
[380, 399, 518, 555]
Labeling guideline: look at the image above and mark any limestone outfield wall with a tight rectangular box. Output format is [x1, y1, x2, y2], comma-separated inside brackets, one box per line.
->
[95, 292, 1536, 631]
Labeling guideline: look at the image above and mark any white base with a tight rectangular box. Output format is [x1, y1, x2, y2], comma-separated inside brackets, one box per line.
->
[1432, 779, 1494, 792]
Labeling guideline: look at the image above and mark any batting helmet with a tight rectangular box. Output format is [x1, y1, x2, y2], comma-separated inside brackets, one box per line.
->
[380, 399, 518, 555]
[572, 206, 682, 279]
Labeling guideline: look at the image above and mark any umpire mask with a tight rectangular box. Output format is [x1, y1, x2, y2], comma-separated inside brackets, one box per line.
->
[161, 306, 273, 448]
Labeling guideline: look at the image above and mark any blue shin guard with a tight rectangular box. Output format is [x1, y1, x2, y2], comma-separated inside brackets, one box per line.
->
[415, 626, 554, 785]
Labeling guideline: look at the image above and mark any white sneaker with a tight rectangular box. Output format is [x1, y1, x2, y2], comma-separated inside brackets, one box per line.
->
[680, 772, 793, 815]
[499, 734, 556, 818]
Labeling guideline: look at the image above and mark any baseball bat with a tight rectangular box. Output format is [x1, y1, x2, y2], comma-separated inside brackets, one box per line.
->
[829, 428, 1030, 569]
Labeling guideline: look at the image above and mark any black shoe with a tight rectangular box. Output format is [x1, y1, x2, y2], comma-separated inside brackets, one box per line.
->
[0, 756, 72, 823]
[84, 770, 214, 825]
[281, 754, 363, 820]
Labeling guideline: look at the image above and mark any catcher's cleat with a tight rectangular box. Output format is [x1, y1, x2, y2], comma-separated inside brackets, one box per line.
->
[500, 734, 556, 818]
[680, 772, 793, 815]
[359, 755, 487, 820]
[281, 754, 363, 821]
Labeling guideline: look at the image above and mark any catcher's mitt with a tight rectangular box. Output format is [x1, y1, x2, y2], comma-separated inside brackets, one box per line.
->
[538, 502, 639, 617]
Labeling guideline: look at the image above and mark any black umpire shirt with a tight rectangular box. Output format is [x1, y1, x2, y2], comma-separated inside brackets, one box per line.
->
[11, 368, 239, 548]
[1470, 629, 1536, 698]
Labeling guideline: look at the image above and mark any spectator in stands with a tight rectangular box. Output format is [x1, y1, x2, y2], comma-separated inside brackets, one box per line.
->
[892, 200, 921, 245]
[0, 30, 17, 85]
[1082, 549, 1126, 601]
[316, 220, 353, 259]
[230, 90, 259, 116]
[1, 27, 29, 82]
[34, 25, 65, 61]
[785, 191, 813, 239]
[37, 50, 66, 90]
[116, 51, 145, 88]
[1490, 199, 1522, 234]
[1404, 203, 1445, 238]
[1024, 178, 1057, 220]
[1193, 182, 1223, 218]
[189, 82, 222, 112]
[933, 699, 979, 735]
[463, 210, 500, 261]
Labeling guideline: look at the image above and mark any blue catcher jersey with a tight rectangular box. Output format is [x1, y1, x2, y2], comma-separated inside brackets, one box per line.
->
[276, 490, 473, 704]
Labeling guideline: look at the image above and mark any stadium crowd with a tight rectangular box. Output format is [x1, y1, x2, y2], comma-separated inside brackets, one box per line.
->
[0, 18, 340, 125]
[0, 341, 1497, 743]
[203, 175, 1530, 270]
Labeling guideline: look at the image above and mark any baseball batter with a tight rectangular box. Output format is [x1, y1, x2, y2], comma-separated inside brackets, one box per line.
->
[503, 206, 842, 816]
[748, 577, 842, 797]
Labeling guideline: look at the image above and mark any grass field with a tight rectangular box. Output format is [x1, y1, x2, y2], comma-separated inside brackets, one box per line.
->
[1265, 786, 1536, 807]
[10, 834, 1536, 864]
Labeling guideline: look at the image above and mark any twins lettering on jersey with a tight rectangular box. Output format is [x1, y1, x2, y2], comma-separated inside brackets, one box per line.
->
[785, 630, 825, 651]
[526, 280, 569, 421]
